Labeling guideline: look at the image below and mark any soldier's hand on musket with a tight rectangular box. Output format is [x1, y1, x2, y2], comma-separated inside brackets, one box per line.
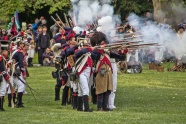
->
[91, 47, 96, 51]
[100, 44, 106, 48]
[56, 21, 61, 25]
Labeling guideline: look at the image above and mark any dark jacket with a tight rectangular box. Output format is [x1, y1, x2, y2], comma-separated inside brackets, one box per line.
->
[38, 33, 50, 48]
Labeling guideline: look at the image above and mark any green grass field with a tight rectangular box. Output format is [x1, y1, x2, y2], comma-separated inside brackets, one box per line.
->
[1, 62, 186, 124]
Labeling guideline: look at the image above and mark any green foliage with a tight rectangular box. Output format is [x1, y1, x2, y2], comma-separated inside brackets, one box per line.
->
[113, 0, 153, 20]
[0, 0, 70, 22]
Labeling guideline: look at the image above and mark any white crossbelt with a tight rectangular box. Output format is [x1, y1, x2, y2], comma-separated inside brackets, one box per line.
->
[110, 58, 116, 63]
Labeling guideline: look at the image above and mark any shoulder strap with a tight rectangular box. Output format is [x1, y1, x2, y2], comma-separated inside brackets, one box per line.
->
[75, 53, 91, 72]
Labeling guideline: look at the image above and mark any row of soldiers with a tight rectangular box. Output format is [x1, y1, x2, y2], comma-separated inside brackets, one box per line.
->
[51, 26, 127, 112]
[0, 36, 31, 111]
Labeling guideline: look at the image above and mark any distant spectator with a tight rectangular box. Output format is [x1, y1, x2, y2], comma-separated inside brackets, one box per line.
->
[38, 25, 50, 66]
[32, 18, 40, 32]
[35, 26, 43, 53]
[42, 48, 54, 66]
[145, 11, 154, 22]
[28, 39, 35, 67]
[177, 26, 185, 41]
[0, 29, 9, 40]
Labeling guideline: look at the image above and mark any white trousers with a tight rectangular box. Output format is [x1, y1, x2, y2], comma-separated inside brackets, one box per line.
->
[7, 76, 14, 94]
[78, 67, 91, 96]
[109, 62, 117, 108]
[0, 77, 7, 96]
[13, 74, 25, 93]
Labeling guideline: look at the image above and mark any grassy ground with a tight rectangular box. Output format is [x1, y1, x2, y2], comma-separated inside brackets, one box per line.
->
[1, 62, 186, 124]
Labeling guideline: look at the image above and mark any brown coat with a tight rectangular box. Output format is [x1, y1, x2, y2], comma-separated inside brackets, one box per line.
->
[95, 64, 113, 94]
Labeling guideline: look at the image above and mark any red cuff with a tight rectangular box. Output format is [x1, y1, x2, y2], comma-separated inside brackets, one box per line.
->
[5, 74, 10, 81]
[98, 50, 104, 53]
[87, 48, 92, 52]
[118, 50, 122, 54]
[62, 78, 65, 85]
[124, 49, 128, 54]
[22, 71, 26, 77]
[73, 93, 77, 97]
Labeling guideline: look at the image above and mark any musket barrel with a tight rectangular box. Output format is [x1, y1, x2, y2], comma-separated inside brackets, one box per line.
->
[64, 13, 70, 28]
[50, 16, 63, 29]
[55, 13, 65, 28]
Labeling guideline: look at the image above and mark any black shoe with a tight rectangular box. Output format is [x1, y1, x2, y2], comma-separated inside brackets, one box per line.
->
[97, 108, 103, 111]
[16, 104, 24, 108]
[61, 103, 66, 106]
[77, 108, 83, 111]
[84, 109, 93, 112]
[103, 107, 111, 112]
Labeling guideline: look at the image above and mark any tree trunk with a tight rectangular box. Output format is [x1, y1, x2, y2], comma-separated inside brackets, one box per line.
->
[152, 0, 184, 26]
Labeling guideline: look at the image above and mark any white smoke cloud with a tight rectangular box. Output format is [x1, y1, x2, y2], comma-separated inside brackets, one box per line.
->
[73, 26, 83, 34]
[128, 13, 186, 59]
[70, 0, 120, 41]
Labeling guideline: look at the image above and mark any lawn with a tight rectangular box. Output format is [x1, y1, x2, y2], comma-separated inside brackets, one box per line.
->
[1, 63, 186, 124]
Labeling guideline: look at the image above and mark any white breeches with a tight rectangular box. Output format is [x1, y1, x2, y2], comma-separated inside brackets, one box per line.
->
[7, 76, 14, 94]
[0, 77, 7, 96]
[78, 67, 91, 96]
[109, 62, 118, 108]
[13, 74, 25, 93]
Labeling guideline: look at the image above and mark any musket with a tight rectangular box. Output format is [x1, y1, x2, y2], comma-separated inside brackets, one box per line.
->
[50, 16, 64, 29]
[55, 13, 66, 28]
[0, 40, 11, 52]
[96, 45, 122, 50]
[9, 34, 20, 41]
[7, 81, 15, 94]
[64, 13, 70, 28]
[69, 19, 74, 27]
[121, 43, 160, 48]
[109, 41, 143, 46]
[96, 43, 159, 50]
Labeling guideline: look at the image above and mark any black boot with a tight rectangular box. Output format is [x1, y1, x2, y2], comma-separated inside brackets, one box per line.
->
[30, 58, 33, 66]
[83, 95, 92, 112]
[70, 88, 73, 106]
[73, 93, 78, 109]
[8, 94, 12, 107]
[28, 58, 32, 67]
[0, 97, 5, 111]
[77, 96, 83, 111]
[55, 87, 60, 101]
[91, 86, 97, 104]
[103, 91, 110, 111]
[97, 93, 103, 111]
[17, 92, 24, 108]
[13, 93, 16, 104]
[61, 86, 69, 106]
